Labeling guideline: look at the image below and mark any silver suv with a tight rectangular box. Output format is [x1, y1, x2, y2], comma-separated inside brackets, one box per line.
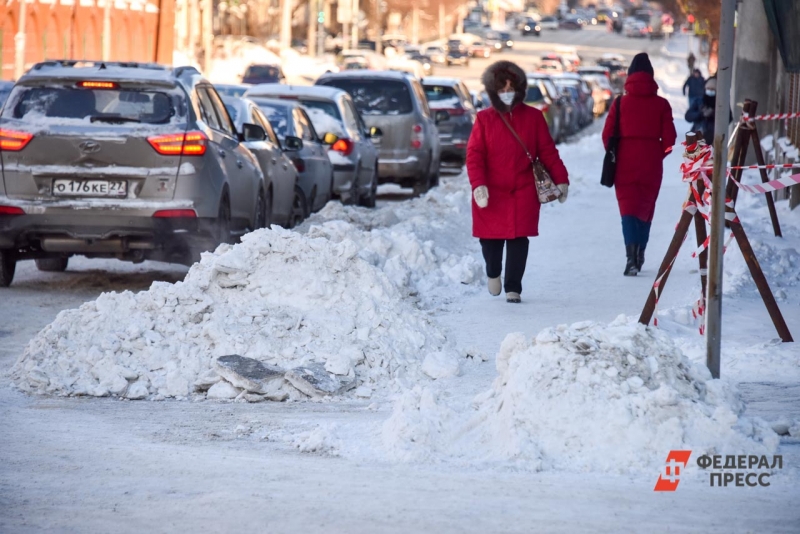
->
[0, 61, 279, 287]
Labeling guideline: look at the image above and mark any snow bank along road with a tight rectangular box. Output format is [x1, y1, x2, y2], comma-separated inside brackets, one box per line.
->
[2, 34, 800, 532]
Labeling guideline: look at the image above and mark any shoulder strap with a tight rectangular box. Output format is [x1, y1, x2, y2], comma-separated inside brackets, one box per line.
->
[614, 96, 622, 137]
[498, 111, 534, 163]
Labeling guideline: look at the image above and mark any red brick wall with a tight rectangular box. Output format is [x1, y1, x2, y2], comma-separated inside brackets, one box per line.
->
[0, 0, 175, 80]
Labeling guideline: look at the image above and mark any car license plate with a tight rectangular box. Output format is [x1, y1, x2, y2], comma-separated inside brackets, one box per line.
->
[53, 179, 128, 197]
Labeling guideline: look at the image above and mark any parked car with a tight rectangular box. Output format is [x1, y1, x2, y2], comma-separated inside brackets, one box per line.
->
[553, 74, 594, 128]
[406, 52, 435, 76]
[248, 98, 334, 214]
[541, 54, 570, 72]
[560, 16, 584, 30]
[244, 84, 380, 207]
[539, 16, 560, 30]
[445, 41, 470, 67]
[0, 80, 14, 109]
[625, 20, 648, 38]
[241, 64, 285, 85]
[596, 59, 628, 93]
[581, 73, 614, 109]
[577, 66, 611, 82]
[521, 18, 541, 36]
[421, 44, 448, 65]
[214, 84, 251, 98]
[421, 77, 475, 169]
[221, 96, 306, 227]
[471, 89, 490, 110]
[0, 61, 270, 286]
[538, 60, 564, 74]
[482, 30, 505, 52]
[468, 40, 493, 59]
[525, 73, 567, 143]
[498, 31, 514, 49]
[316, 71, 447, 195]
[342, 56, 370, 70]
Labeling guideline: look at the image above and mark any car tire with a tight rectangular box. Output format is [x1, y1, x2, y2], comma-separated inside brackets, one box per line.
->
[35, 257, 69, 272]
[359, 168, 378, 208]
[288, 186, 309, 228]
[0, 250, 16, 287]
[254, 187, 270, 230]
[413, 175, 430, 197]
[215, 195, 231, 246]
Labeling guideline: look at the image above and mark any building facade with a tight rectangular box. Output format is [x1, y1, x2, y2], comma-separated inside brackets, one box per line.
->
[0, 0, 175, 80]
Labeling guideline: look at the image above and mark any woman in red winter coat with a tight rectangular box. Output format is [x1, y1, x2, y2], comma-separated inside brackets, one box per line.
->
[467, 61, 569, 303]
[602, 53, 677, 276]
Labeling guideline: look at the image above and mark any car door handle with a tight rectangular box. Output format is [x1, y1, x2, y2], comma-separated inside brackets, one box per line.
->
[236, 160, 244, 169]
[218, 149, 226, 158]
[271, 158, 277, 164]
[282, 164, 288, 170]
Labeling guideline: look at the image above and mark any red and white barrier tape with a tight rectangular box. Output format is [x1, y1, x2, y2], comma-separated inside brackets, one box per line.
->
[742, 111, 800, 121]
[728, 172, 800, 195]
[698, 163, 800, 172]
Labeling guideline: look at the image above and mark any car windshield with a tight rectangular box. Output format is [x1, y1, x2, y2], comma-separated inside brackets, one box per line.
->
[244, 65, 281, 80]
[254, 101, 291, 138]
[2, 85, 182, 124]
[526, 85, 544, 102]
[423, 85, 462, 110]
[319, 79, 413, 115]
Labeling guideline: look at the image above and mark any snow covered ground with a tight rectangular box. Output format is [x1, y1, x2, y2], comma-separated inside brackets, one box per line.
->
[2, 33, 799, 532]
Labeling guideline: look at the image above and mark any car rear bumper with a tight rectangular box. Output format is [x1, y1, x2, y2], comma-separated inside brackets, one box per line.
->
[332, 166, 357, 196]
[378, 155, 425, 180]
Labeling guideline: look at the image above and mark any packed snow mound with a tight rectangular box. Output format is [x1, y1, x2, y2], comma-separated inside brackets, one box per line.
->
[300, 177, 484, 305]
[11, 227, 459, 400]
[383, 318, 779, 473]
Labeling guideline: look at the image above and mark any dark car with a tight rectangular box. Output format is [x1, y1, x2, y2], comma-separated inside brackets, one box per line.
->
[241, 64, 284, 85]
[498, 31, 514, 49]
[0, 62, 271, 286]
[482, 30, 505, 53]
[560, 16, 584, 30]
[445, 41, 470, 67]
[521, 18, 541, 36]
[553, 75, 594, 129]
[422, 77, 476, 169]
[524, 73, 567, 143]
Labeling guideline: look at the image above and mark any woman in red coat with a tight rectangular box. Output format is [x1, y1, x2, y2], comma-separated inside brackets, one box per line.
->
[602, 53, 677, 276]
[467, 61, 569, 303]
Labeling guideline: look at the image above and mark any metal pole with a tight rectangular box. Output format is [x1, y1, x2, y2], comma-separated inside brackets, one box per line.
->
[103, 0, 112, 60]
[705, 0, 736, 379]
[308, 0, 317, 57]
[14, 0, 28, 80]
[280, 0, 292, 51]
[351, 0, 358, 49]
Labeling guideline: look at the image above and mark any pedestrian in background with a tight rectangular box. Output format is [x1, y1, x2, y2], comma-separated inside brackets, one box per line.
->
[685, 76, 720, 144]
[683, 68, 705, 109]
[467, 60, 569, 303]
[602, 52, 677, 276]
[687, 52, 696, 72]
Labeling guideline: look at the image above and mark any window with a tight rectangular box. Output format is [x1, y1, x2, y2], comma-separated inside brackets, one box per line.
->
[411, 80, 430, 117]
[204, 87, 237, 138]
[339, 100, 360, 137]
[196, 88, 221, 130]
[526, 85, 544, 103]
[301, 99, 348, 138]
[423, 84, 462, 111]
[255, 101, 291, 139]
[319, 79, 413, 115]
[254, 107, 280, 146]
[294, 108, 317, 141]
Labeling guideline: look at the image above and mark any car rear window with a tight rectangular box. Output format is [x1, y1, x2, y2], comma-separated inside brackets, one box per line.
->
[224, 103, 239, 123]
[526, 85, 544, 102]
[423, 85, 462, 110]
[301, 101, 346, 137]
[244, 65, 281, 80]
[2, 85, 183, 124]
[319, 79, 413, 115]
[254, 101, 291, 138]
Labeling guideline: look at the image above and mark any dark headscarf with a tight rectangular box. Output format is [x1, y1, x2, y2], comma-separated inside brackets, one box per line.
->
[628, 53, 654, 76]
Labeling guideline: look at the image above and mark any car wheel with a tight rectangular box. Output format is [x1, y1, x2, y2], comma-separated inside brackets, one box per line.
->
[35, 257, 69, 272]
[359, 168, 378, 208]
[413, 174, 430, 197]
[215, 195, 231, 246]
[289, 186, 309, 228]
[0, 250, 16, 287]
[346, 167, 360, 206]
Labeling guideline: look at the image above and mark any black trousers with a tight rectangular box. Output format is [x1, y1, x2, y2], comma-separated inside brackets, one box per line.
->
[479, 237, 530, 294]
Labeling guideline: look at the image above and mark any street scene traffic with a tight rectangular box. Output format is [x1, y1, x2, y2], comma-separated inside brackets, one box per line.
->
[1, 0, 799, 532]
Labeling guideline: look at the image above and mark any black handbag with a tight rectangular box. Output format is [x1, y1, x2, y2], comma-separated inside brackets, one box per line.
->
[601, 96, 622, 188]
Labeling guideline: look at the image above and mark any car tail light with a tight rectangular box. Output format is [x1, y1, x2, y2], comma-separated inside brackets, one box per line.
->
[0, 128, 33, 151]
[604, 89, 612, 98]
[0, 205, 25, 215]
[77, 81, 120, 89]
[153, 209, 197, 218]
[411, 124, 424, 150]
[331, 138, 354, 156]
[440, 108, 466, 116]
[292, 157, 306, 173]
[147, 131, 207, 156]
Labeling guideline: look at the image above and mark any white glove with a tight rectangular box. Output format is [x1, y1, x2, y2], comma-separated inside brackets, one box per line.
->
[473, 185, 489, 208]
[557, 184, 569, 204]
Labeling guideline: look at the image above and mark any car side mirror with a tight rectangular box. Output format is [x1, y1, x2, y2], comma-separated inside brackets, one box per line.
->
[241, 123, 267, 142]
[283, 135, 304, 151]
[435, 110, 450, 124]
[368, 126, 383, 138]
[322, 132, 339, 145]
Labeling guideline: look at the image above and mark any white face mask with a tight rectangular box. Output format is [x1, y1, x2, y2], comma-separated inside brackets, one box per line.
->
[498, 92, 515, 106]
[706, 89, 716, 97]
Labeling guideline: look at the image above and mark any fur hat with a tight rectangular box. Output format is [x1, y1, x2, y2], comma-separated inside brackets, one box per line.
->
[481, 60, 527, 112]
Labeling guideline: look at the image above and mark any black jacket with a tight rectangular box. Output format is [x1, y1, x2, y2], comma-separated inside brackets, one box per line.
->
[683, 75, 705, 98]
[685, 94, 732, 144]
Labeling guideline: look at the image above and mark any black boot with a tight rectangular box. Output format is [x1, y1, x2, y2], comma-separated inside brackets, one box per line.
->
[624, 245, 639, 276]
[637, 246, 646, 271]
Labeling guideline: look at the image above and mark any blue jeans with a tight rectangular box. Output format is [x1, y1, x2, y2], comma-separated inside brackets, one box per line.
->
[621, 216, 651, 248]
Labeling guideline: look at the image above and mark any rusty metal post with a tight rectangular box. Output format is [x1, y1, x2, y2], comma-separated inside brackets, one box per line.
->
[686, 132, 709, 299]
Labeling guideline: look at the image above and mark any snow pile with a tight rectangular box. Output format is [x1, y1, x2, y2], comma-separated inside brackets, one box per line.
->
[11, 227, 459, 400]
[300, 177, 484, 305]
[383, 318, 779, 473]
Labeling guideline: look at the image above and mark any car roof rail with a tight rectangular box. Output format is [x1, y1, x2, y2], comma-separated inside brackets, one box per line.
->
[173, 66, 201, 77]
[30, 60, 167, 71]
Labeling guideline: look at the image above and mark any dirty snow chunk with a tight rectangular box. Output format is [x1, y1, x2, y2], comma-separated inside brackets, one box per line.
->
[215, 355, 284, 394]
[207, 381, 241, 400]
[12, 227, 456, 400]
[386, 320, 780, 473]
[125, 380, 149, 400]
[292, 426, 340, 455]
[422, 352, 461, 379]
[286, 363, 357, 397]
